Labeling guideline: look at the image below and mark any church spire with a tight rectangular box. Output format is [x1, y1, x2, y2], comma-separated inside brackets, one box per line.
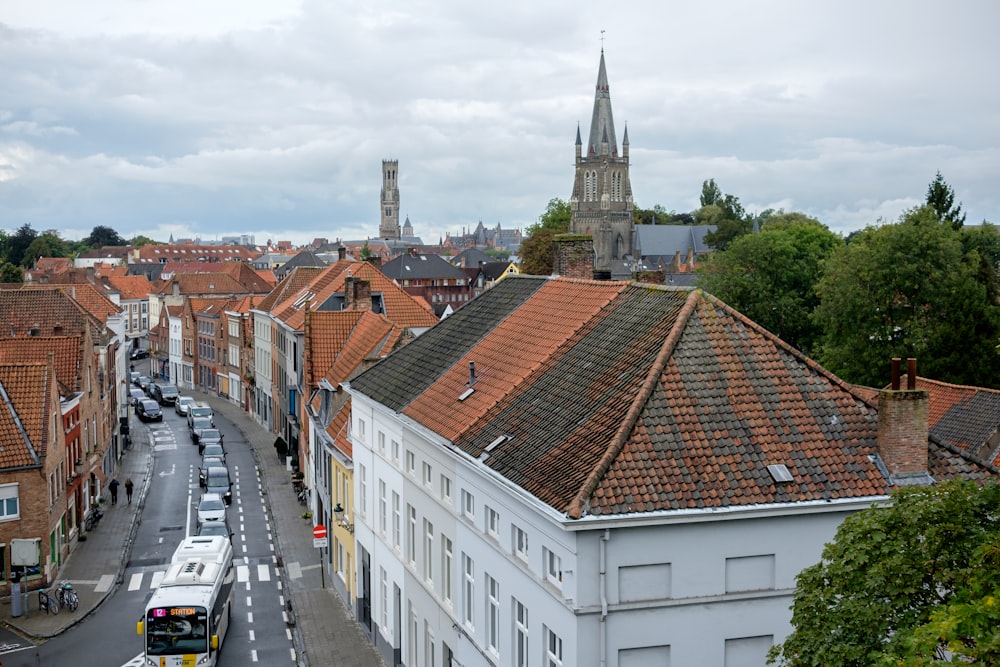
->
[587, 49, 618, 158]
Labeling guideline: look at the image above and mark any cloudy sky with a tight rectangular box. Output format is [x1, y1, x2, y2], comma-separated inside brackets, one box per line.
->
[2, 0, 997, 248]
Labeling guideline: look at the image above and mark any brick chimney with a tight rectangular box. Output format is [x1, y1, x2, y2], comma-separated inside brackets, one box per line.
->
[338, 246, 347, 261]
[344, 277, 371, 311]
[877, 358, 930, 483]
[552, 234, 595, 279]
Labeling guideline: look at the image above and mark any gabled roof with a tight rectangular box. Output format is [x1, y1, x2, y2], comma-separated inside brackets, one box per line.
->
[0, 336, 84, 396]
[106, 274, 155, 300]
[307, 310, 405, 387]
[379, 252, 470, 281]
[269, 261, 437, 332]
[911, 377, 1000, 467]
[0, 287, 105, 336]
[451, 248, 492, 269]
[190, 297, 235, 318]
[255, 267, 325, 313]
[0, 361, 52, 467]
[155, 272, 271, 296]
[634, 224, 716, 258]
[15, 282, 122, 324]
[350, 276, 997, 519]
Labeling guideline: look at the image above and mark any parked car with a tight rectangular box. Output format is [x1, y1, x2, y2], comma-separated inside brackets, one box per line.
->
[129, 348, 150, 360]
[196, 492, 227, 526]
[136, 398, 163, 422]
[189, 416, 214, 443]
[199, 455, 226, 487]
[129, 371, 141, 384]
[129, 387, 147, 408]
[197, 519, 232, 540]
[203, 467, 232, 505]
[197, 428, 223, 454]
[150, 384, 179, 406]
[200, 443, 226, 462]
[174, 395, 196, 416]
[135, 375, 152, 392]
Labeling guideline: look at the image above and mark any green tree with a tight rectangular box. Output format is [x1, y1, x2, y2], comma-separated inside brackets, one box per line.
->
[698, 180, 752, 250]
[520, 198, 571, 275]
[633, 204, 677, 225]
[0, 261, 23, 283]
[83, 225, 127, 247]
[698, 214, 841, 355]
[925, 171, 965, 230]
[129, 234, 157, 247]
[22, 232, 69, 266]
[769, 480, 1000, 667]
[359, 242, 373, 261]
[7, 223, 37, 267]
[813, 206, 1000, 388]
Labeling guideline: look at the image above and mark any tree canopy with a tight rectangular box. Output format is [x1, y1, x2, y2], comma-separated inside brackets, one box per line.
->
[812, 206, 1000, 388]
[698, 180, 753, 250]
[698, 214, 841, 355]
[84, 224, 127, 247]
[770, 480, 1000, 667]
[520, 198, 571, 275]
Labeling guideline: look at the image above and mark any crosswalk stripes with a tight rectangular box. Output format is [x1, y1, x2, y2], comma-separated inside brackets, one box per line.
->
[117, 561, 293, 592]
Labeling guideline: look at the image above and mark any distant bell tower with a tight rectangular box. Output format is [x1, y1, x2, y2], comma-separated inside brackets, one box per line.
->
[568, 50, 634, 274]
[380, 160, 400, 240]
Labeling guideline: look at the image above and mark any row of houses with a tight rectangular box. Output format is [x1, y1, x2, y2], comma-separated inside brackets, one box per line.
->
[0, 284, 131, 592]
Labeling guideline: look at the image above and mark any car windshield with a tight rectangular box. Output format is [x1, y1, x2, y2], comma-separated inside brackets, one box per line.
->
[206, 469, 229, 484]
[192, 417, 212, 429]
[200, 429, 221, 441]
[159, 386, 178, 397]
[199, 497, 226, 512]
[141, 400, 159, 410]
[178, 397, 195, 405]
[190, 406, 213, 418]
[198, 523, 229, 536]
[202, 456, 225, 468]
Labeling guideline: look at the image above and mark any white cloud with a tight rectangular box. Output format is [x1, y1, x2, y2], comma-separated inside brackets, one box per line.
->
[0, 0, 997, 247]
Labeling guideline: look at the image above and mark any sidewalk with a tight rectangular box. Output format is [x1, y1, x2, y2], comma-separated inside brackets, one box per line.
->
[0, 391, 383, 667]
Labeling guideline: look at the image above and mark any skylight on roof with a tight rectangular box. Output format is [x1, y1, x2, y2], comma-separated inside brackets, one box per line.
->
[458, 388, 474, 401]
[767, 464, 794, 483]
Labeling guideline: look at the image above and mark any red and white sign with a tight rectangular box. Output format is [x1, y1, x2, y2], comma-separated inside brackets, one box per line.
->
[313, 525, 327, 539]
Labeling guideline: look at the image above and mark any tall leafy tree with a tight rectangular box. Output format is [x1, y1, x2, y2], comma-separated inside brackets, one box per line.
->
[22, 232, 69, 266]
[769, 480, 1000, 667]
[813, 206, 1000, 388]
[7, 223, 37, 267]
[0, 261, 23, 283]
[83, 224, 127, 247]
[699, 180, 753, 250]
[925, 171, 965, 230]
[520, 198, 571, 275]
[698, 214, 841, 355]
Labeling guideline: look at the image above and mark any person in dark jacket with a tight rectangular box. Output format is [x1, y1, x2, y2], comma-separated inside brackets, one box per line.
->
[108, 478, 120, 505]
[125, 477, 134, 504]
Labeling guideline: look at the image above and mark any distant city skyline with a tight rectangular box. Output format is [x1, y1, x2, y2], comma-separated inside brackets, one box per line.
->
[2, 0, 997, 248]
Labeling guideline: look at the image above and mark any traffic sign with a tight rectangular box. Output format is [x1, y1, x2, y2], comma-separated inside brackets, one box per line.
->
[313, 525, 327, 539]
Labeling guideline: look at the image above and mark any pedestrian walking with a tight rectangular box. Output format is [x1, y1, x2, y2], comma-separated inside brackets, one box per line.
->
[109, 477, 120, 505]
[125, 477, 134, 504]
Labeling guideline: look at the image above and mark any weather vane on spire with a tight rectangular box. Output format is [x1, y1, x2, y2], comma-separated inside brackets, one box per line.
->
[601, 29, 606, 51]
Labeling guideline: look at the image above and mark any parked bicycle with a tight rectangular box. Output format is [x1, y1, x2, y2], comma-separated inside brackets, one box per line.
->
[38, 587, 59, 615]
[55, 580, 78, 612]
[84, 506, 104, 531]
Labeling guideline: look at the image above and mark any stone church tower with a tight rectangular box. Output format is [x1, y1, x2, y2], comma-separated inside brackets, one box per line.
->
[568, 51, 634, 274]
[380, 160, 400, 240]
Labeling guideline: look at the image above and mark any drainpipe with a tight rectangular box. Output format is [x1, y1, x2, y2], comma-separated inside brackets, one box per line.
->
[600, 528, 610, 667]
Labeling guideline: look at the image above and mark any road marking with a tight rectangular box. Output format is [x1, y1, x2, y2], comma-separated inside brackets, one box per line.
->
[95, 574, 114, 592]
[150, 570, 165, 588]
[257, 564, 270, 581]
[128, 573, 143, 591]
[286, 561, 302, 579]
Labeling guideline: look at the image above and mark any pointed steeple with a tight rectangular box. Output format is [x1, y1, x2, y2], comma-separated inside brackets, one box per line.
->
[587, 49, 617, 158]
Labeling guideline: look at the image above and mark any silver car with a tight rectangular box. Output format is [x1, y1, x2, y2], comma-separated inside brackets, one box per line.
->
[175, 395, 196, 416]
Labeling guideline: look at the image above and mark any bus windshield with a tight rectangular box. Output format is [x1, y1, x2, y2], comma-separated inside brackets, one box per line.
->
[145, 605, 209, 655]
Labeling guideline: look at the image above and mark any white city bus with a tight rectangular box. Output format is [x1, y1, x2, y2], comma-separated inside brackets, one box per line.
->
[137, 536, 235, 666]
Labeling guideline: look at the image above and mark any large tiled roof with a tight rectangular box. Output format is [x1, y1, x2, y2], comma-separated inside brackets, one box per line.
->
[255, 267, 325, 313]
[307, 310, 403, 387]
[380, 252, 470, 281]
[155, 271, 271, 296]
[0, 287, 102, 336]
[350, 276, 997, 518]
[0, 336, 83, 395]
[106, 274, 154, 300]
[0, 362, 52, 468]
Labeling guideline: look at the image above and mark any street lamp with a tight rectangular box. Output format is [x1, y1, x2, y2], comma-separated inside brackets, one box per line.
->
[333, 503, 354, 534]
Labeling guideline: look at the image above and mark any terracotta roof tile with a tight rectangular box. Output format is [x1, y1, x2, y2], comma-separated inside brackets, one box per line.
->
[350, 276, 998, 519]
[0, 361, 52, 467]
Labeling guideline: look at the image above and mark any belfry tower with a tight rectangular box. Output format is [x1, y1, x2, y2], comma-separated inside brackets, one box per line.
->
[568, 50, 634, 274]
[380, 160, 400, 240]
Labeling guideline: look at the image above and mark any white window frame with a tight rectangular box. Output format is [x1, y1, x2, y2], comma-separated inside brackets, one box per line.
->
[407, 504, 417, 566]
[544, 548, 562, 589]
[513, 525, 528, 562]
[461, 489, 474, 520]
[378, 479, 387, 536]
[514, 598, 528, 667]
[423, 519, 434, 584]
[392, 491, 401, 550]
[422, 461, 432, 487]
[440, 475, 452, 504]
[0, 484, 20, 520]
[485, 506, 500, 540]
[545, 626, 563, 667]
[462, 553, 475, 629]
[486, 574, 500, 655]
[442, 536, 453, 606]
